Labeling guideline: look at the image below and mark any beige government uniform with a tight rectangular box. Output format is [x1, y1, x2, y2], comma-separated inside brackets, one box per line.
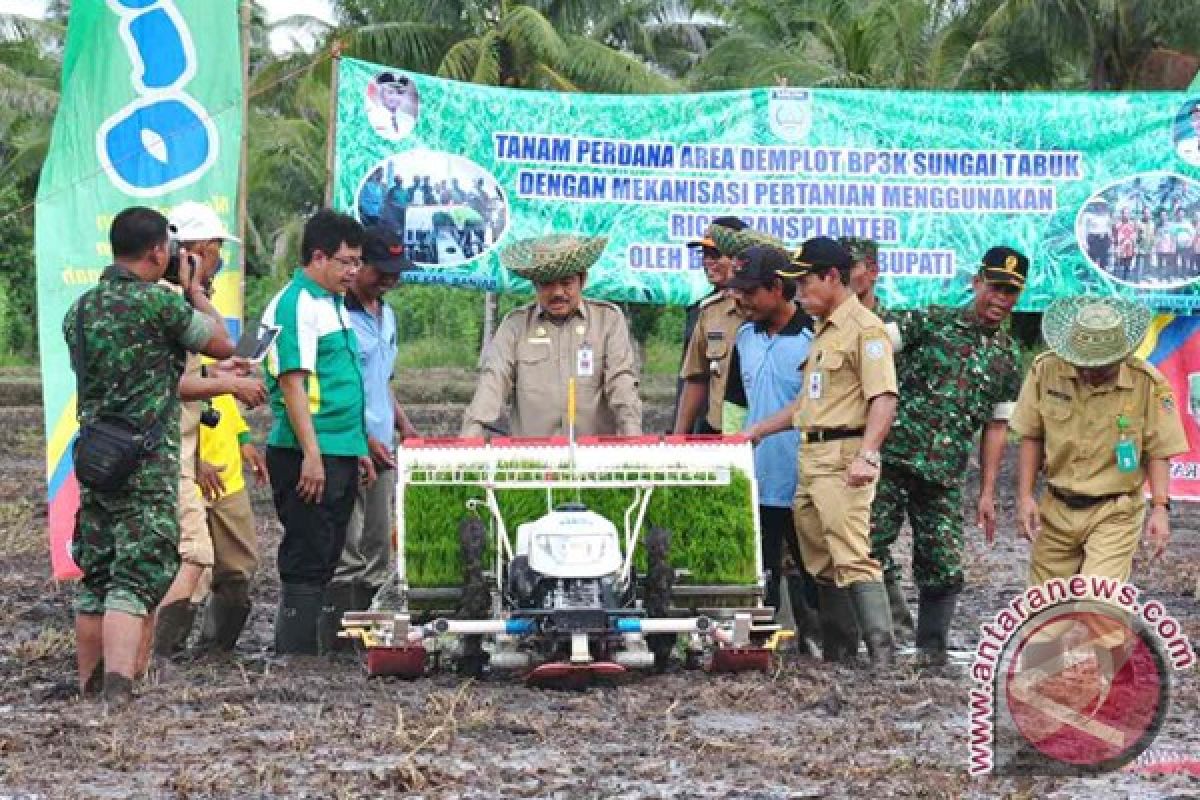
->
[177, 353, 214, 568]
[791, 295, 897, 586]
[462, 299, 642, 438]
[1010, 353, 1188, 584]
[680, 293, 743, 432]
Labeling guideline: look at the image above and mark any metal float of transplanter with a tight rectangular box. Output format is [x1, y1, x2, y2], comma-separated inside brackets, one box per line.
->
[340, 380, 778, 684]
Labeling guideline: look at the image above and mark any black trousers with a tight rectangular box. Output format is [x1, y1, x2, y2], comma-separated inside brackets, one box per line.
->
[267, 447, 360, 586]
[760, 505, 818, 609]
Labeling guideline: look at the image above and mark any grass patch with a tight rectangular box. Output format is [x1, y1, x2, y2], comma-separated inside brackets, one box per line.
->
[404, 466, 756, 587]
[398, 337, 479, 370]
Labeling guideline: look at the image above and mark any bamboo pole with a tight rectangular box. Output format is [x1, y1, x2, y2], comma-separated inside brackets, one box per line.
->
[323, 41, 343, 207]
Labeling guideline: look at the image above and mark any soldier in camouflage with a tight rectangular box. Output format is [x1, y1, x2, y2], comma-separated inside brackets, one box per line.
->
[65, 207, 234, 706]
[869, 246, 1028, 665]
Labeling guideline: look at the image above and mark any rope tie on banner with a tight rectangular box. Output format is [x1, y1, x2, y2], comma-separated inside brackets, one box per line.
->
[0, 42, 344, 225]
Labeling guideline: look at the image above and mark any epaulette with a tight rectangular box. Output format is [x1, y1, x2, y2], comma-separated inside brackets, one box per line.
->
[586, 298, 622, 313]
[698, 292, 725, 310]
[1127, 357, 1167, 382]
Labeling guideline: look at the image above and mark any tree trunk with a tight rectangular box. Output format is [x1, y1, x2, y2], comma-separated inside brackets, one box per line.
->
[479, 291, 498, 366]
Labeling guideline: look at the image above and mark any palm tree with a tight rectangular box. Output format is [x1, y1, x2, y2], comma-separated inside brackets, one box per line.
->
[332, 0, 680, 92]
[0, 14, 64, 192]
[687, 0, 951, 90]
[954, 0, 1200, 89]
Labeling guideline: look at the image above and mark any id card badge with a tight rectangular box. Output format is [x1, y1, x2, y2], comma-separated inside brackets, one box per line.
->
[577, 343, 594, 378]
[1115, 437, 1139, 473]
[808, 371, 823, 399]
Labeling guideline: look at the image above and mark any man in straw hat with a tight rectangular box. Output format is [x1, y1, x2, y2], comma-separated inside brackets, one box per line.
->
[746, 236, 899, 668]
[673, 216, 748, 435]
[1011, 295, 1187, 584]
[870, 246, 1027, 666]
[462, 234, 641, 438]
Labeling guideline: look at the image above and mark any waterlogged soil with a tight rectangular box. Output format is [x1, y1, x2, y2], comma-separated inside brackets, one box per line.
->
[0, 401, 1197, 799]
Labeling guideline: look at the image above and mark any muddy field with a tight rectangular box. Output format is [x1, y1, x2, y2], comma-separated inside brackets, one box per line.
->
[0, 392, 1197, 799]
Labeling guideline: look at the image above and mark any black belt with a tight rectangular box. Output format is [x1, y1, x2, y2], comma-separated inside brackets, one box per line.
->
[800, 427, 865, 444]
[1047, 485, 1129, 510]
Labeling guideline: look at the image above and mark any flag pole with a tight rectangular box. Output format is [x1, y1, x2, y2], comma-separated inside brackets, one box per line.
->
[323, 41, 343, 207]
[236, 0, 251, 326]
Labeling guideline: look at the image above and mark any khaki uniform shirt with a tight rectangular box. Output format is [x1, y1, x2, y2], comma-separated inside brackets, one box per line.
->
[462, 299, 642, 438]
[179, 328, 202, 480]
[679, 293, 743, 431]
[1009, 353, 1188, 496]
[793, 295, 898, 431]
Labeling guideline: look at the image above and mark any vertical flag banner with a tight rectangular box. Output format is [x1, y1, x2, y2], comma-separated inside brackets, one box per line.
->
[35, 0, 243, 579]
[1140, 314, 1200, 500]
[334, 57, 1200, 311]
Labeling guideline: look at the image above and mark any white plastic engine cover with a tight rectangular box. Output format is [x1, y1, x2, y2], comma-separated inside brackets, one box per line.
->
[519, 510, 623, 578]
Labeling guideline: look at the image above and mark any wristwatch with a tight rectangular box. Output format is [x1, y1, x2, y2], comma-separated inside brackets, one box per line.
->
[1151, 496, 1171, 511]
[858, 449, 881, 468]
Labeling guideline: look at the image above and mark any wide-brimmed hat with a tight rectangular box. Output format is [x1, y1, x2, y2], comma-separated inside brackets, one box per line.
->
[501, 234, 608, 283]
[710, 226, 787, 259]
[1042, 295, 1153, 368]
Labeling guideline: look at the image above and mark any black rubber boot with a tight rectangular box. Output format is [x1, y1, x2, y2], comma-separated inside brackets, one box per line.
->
[915, 588, 959, 667]
[82, 660, 104, 699]
[849, 580, 896, 669]
[274, 583, 324, 656]
[153, 599, 197, 659]
[786, 574, 821, 658]
[816, 582, 860, 665]
[318, 582, 356, 655]
[102, 673, 134, 710]
[195, 579, 253, 654]
[885, 573, 915, 641]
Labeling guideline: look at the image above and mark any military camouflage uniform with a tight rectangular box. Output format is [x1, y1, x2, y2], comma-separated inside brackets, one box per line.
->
[64, 265, 213, 617]
[870, 306, 1021, 590]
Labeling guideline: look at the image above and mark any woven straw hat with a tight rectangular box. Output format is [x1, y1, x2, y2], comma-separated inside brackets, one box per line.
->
[709, 225, 786, 258]
[1042, 295, 1152, 368]
[500, 234, 608, 283]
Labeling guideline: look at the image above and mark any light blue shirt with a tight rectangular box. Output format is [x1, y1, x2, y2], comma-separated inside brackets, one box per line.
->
[727, 309, 813, 507]
[346, 291, 398, 447]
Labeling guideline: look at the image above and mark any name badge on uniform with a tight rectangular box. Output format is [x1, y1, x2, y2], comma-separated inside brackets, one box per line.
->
[577, 343, 594, 378]
[808, 371, 823, 399]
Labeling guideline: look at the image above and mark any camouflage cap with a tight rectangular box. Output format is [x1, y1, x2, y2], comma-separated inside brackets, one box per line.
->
[1042, 295, 1152, 368]
[500, 234, 608, 283]
[838, 236, 878, 264]
[709, 225, 787, 258]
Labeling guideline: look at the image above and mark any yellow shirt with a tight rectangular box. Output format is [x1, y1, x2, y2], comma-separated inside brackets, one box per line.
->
[1009, 353, 1189, 496]
[793, 294, 897, 431]
[198, 392, 251, 496]
[679, 293, 744, 430]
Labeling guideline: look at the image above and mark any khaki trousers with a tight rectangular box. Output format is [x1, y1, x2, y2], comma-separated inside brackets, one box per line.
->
[791, 438, 882, 587]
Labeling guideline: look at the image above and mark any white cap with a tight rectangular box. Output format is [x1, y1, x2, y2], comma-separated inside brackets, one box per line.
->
[168, 201, 240, 243]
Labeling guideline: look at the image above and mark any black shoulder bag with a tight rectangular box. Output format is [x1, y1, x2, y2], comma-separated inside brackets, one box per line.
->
[71, 289, 163, 491]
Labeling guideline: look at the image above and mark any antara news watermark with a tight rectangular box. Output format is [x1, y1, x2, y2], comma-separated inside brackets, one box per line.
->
[968, 575, 1195, 776]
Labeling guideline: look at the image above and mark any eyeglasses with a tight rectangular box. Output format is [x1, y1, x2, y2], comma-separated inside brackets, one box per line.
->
[329, 254, 363, 269]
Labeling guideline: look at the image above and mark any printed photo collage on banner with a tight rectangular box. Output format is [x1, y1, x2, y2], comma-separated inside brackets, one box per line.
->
[355, 68, 510, 269]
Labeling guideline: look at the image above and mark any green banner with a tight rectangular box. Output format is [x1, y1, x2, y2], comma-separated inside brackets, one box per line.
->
[36, 0, 243, 578]
[335, 57, 1200, 311]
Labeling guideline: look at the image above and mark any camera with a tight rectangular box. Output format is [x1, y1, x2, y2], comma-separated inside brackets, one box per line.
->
[199, 402, 221, 429]
[163, 228, 198, 286]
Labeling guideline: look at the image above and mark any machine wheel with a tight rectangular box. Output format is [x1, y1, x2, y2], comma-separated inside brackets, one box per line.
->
[457, 515, 491, 678]
[644, 526, 675, 672]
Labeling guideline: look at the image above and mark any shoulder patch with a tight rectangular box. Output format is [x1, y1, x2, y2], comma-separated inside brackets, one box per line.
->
[864, 338, 888, 360]
[698, 293, 725, 310]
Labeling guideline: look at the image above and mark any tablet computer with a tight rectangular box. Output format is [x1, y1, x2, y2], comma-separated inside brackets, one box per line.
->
[234, 323, 281, 363]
